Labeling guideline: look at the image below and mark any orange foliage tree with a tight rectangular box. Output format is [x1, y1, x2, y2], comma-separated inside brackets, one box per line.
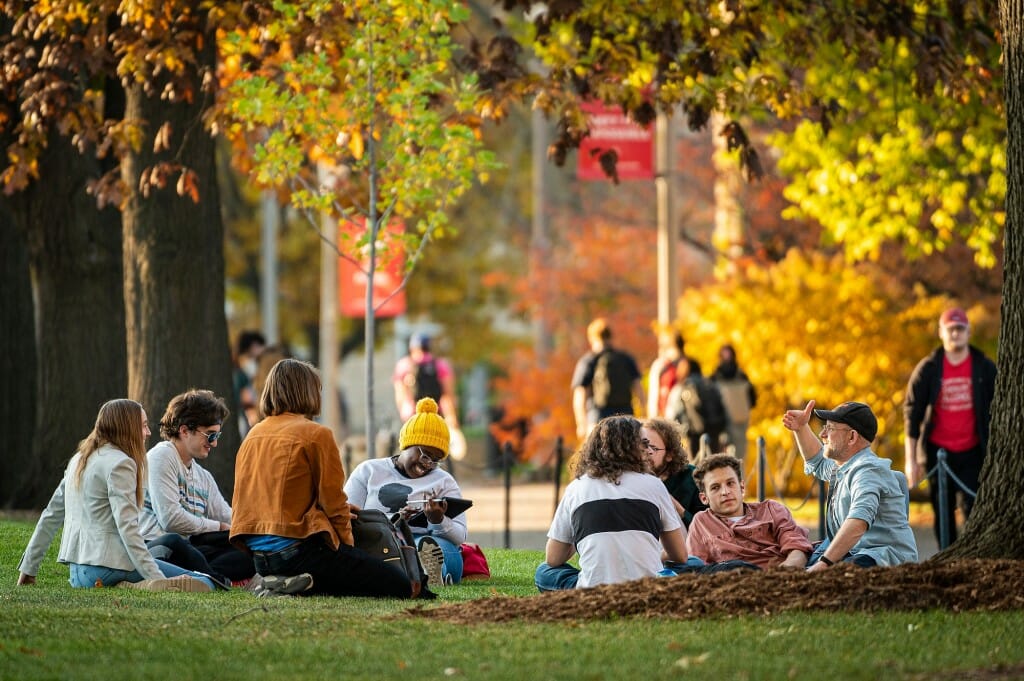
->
[490, 219, 661, 464]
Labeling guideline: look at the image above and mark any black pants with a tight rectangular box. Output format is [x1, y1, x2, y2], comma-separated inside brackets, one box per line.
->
[925, 442, 984, 544]
[253, 538, 412, 599]
[191, 533, 256, 581]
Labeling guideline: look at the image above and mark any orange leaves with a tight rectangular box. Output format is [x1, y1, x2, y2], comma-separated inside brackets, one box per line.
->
[138, 162, 200, 203]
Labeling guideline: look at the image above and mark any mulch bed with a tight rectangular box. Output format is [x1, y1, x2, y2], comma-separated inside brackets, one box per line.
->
[407, 559, 1024, 624]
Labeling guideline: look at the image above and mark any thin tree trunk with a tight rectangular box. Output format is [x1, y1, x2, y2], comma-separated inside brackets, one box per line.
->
[941, 0, 1024, 560]
[121, 14, 239, 494]
[3, 132, 127, 507]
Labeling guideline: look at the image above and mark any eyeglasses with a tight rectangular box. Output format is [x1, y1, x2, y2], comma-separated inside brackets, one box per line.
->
[193, 428, 222, 444]
[416, 446, 442, 470]
[641, 439, 665, 454]
[819, 424, 852, 436]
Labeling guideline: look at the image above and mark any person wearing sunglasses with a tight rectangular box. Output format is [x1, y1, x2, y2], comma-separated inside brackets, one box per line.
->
[345, 397, 468, 588]
[138, 389, 254, 586]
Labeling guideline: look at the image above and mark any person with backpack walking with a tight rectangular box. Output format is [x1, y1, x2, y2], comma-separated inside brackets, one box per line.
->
[571, 318, 644, 440]
[711, 344, 758, 465]
[393, 332, 460, 432]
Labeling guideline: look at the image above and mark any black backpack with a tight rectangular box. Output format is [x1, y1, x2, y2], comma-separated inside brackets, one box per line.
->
[591, 349, 635, 409]
[350, 509, 428, 590]
[410, 358, 443, 402]
[675, 375, 728, 438]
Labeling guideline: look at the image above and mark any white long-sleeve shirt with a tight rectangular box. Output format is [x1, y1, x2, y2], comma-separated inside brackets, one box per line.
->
[138, 441, 232, 540]
[344, 457, 467, 546]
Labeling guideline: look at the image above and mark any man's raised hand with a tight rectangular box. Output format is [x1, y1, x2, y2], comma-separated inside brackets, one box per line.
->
[783, 400, 815, 432]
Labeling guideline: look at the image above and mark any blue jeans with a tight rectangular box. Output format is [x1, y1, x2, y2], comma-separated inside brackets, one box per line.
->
[415, 535, 464, 584]
[534, 562, 580, 592]
[808, 540, 878, 568]
[68, 559, 217, 589]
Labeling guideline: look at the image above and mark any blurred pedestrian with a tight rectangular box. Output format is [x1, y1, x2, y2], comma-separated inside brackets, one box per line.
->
[711, 344, 757, 465]
[903, 307, 996, 544]
[646, 329, 700, 419]
[571, 318, 644, 440]
[232, 330, 266, 435]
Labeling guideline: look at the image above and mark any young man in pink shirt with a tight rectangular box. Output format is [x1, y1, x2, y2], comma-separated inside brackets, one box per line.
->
[686, 454, 812, 569]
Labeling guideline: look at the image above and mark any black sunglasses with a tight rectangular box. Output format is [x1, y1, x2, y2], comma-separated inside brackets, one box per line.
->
[193, 428, 222, 444]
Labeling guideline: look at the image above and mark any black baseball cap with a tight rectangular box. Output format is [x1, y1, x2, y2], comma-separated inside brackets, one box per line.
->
[813, 402, 877, 442]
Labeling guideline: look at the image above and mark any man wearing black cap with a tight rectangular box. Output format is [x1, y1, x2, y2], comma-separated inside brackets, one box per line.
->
[783, 400, 918, 570]
[903, 307, 996, 544]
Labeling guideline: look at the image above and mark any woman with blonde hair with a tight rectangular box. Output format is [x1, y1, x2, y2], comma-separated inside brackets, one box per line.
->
[18, 399, 214, 590]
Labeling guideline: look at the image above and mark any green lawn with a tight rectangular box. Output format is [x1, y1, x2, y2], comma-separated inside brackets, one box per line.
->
[2, 518, 1022, 680]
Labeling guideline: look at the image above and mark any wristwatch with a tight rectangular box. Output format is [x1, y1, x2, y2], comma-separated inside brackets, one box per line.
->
[819, 555, 835, 566]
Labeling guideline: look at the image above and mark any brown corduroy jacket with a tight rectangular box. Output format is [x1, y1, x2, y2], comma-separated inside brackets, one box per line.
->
[230, 413, 353, 551]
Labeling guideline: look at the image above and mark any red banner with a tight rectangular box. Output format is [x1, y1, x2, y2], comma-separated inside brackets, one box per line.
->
[338, 221, 407, 318]
[577, 100, 654, 181]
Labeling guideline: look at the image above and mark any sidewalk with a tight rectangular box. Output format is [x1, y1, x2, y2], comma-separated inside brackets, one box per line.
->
[460, 480, 940, 559]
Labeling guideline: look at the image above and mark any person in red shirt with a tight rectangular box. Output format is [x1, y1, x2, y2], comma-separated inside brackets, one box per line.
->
[903, 307, 997, 545]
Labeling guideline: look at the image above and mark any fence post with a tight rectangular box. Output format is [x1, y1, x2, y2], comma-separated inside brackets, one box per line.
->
[552, 436, 564, 517]
[818, 478, 827, 541]
[937, 448, 950, 550]
[343, 441, 352, 476]
[756, 437, 766, 502]
[503, 441, 513, 550]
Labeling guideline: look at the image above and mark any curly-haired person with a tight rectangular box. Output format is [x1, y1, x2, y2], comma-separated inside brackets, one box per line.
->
[535, 415, 689, 591]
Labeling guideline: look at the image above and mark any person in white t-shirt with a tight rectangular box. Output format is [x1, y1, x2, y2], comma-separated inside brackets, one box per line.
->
[535, 415, 689, 591]
[345, 397, 467, 587]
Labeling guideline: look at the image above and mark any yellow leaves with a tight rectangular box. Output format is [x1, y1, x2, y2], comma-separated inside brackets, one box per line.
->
[348, 131, 364, 160]
[626, 63, 655, 90]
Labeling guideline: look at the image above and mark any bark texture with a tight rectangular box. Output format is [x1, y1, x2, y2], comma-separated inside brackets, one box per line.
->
[943, 0, 1024, 560]
[120, 17, 239, 493]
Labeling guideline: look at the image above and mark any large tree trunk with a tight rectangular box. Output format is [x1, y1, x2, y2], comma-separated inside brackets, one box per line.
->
[942, 0, 1024, 560]
[121, 16, 239, 494]
[0, 203, 38, 507]
[3, 132, 127, 507]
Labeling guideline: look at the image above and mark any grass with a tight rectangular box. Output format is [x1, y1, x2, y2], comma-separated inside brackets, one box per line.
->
[2, 518, 1023, 680]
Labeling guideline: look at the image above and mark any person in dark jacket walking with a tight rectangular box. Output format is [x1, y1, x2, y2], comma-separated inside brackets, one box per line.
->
[903, 307, 996, 544]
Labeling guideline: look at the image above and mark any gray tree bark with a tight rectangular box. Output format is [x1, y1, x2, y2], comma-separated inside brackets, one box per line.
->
[2, 132, 127, 507]
[120, 15, 239, 494]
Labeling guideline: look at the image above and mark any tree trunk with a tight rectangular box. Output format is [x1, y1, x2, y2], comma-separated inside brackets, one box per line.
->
[121, 16, 239, 494]
[0, 203, 38, 507]
[2, 132, 127, 507]
[941, 0, 1024, 560]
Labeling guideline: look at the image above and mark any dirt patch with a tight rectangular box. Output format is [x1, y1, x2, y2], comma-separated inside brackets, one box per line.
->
[408, 559, 1024, 624]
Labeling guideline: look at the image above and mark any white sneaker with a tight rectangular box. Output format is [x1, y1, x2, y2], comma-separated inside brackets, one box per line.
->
[255, 573, 314, 598]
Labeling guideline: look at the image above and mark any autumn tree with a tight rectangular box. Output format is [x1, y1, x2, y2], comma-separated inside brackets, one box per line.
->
[482, 0, 1016, 557]
[0, 1, 248, 497]
[218, 0, 497, 454]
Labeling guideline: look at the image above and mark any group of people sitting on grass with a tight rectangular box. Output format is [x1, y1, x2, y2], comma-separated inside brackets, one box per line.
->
[537, 400, 919, 591]
[16, 359, 464, 599]
[16, 354, 918, 598]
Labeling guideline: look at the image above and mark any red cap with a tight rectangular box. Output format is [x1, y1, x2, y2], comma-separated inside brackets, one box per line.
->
[940, 307, 969, 327]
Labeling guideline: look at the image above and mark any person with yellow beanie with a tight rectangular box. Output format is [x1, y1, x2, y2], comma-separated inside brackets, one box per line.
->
[345, 398, 467, 586]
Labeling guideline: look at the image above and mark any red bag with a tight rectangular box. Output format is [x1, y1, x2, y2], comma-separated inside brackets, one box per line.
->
[459, 543, 490, 580]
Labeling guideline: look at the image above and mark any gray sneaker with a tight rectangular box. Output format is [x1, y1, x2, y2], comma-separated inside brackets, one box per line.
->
[417, 538, 445, 589]
[255, 573, 314, 598]
[117, 576, 212, 592]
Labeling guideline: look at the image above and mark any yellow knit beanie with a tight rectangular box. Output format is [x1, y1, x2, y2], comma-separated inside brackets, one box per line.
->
[399, 398, 450, 457]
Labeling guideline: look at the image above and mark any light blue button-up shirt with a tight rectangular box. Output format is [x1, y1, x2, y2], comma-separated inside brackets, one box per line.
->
[805, 446, 918, 566]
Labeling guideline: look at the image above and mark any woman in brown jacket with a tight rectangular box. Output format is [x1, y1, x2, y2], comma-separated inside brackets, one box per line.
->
[231, 358, 415, 598]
